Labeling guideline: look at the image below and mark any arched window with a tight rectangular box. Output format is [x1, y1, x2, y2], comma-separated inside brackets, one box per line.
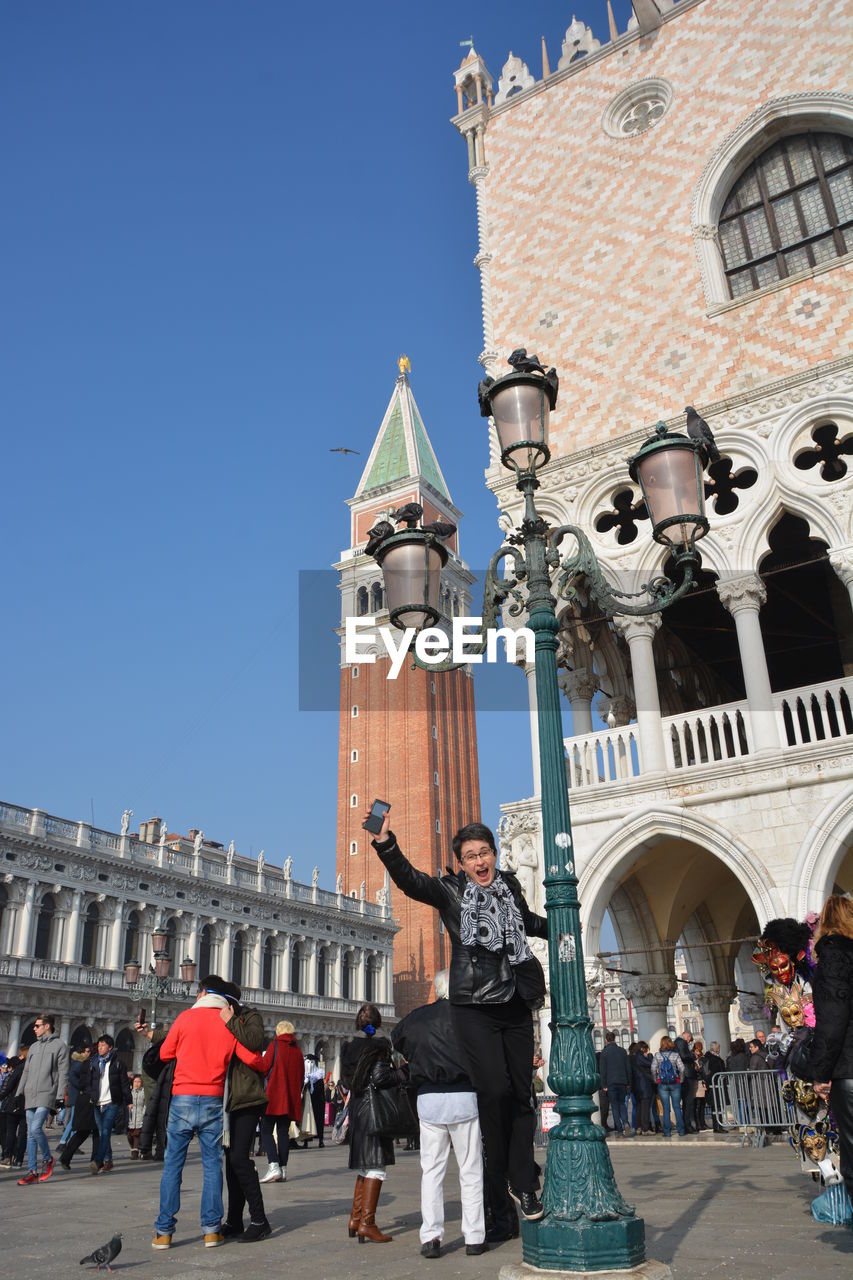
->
[0, 883, 8, 952]
[351, 705, 358, 717]
[342, 953, 352, 1000]
[231, 930, 245, 988]
[81, 902, 100, 966]
[262, 936, 273, 991]
[365, 956, 377, 1003]
[593, 1029, 603, 1050]
[619, 998, 628, 1020]
[351, 749, 358, 762]
[34, 893, 55, 960]
[349, 841, 357, 855]
[718, 131, 853, 298]
[371, 582, 383, 612]
[123, 910, 140, 965]
[317, 946, 327, 996]
[290, 945, 300, 993]
[163, 917, 177, 977]
[350, 794, 358, 808]
[199, 924, 212, 978]
[356, 586, 369, 616]
[609, 997, 619, 1022]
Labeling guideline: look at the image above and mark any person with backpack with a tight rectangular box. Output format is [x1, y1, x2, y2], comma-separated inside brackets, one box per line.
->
[651, 1036, 685, 1137]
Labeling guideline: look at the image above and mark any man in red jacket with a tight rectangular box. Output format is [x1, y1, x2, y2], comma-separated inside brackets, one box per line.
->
[151, 976, 240, 1250]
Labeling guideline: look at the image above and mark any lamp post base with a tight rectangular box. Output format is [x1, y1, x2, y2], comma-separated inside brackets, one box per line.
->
[500, 1258, 672, 1280]
[514, 1215, 652, 1273]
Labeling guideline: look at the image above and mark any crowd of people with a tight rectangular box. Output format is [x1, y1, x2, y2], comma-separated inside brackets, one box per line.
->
[3, 834, 851, 1252]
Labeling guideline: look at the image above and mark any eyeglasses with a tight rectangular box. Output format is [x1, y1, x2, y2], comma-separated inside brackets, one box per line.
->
[33, 1021, 43, 1029]
[461, 849, 495, 866]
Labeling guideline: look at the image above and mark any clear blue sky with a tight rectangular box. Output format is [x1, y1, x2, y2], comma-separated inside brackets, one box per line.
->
[2, 2, 632, 886]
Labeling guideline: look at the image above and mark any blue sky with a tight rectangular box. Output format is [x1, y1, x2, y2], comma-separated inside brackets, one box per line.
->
[2, 2, 632, 885]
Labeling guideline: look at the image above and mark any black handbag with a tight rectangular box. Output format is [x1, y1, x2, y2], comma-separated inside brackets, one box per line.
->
[364, 1082, 418, 1140]
[787, 1026, 816, 1081]
[514, 954, 546, 1010]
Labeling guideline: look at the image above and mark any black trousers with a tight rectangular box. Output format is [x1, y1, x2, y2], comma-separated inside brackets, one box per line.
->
[681, 1079, 698, 1130]
[1, 1110, 27, 1161]
[62, 1121, 98, 1163]
[831, 1079, 853, 1208]
[261, 1113, 291, 1166]
[451, 996, 538, 1216]
[225, 1106, 266, 1227]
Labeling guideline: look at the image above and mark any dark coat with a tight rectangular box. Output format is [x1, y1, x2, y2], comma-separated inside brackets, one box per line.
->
[726, 1050, 749, 1073]
[139, 1051, 176, 1156]
[807, 933, 853, 1081]
[223, 1006, 268, 1113]
[747, 1047, 772, 1072]
[702, 1052, 725, 1082]
[391, 999, 473, 1095]
[674, 1037, 697, 1080]
[374, 831, 547, 1006]
[631, 1051, 654, 1100]
[599, 1041, 631, 1088]
[340, 1034, 406, 1172]
[0, 1061, 25, 1114]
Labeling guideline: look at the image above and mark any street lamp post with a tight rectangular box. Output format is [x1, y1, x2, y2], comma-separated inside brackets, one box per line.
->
[367, 354, 708, 1274]
[124, 930, 197, 1028]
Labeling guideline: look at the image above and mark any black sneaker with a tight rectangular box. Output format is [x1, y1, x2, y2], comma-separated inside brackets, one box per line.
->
[241, 1220, 272, 1243]
[508, 1187, 544, 1221]
[221, 1223, 244, 1239]
[420, 1239, 440, 1259]
[466, 1242, 489, 1255]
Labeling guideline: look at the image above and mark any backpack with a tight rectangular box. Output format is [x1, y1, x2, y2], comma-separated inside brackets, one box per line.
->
[657, 1054, 677, 1085]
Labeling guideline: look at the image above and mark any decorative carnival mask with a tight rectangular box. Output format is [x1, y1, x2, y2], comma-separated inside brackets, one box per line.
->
[782, 1078, 822, 1119]
[777, 982, 807, 1028]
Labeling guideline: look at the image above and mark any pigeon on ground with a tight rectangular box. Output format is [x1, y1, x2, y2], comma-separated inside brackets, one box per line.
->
[364, 521, 395, 557]
[507, 348, 546, 374]
[80, 1234, 122, 1273]
[685, 405, 720, 464]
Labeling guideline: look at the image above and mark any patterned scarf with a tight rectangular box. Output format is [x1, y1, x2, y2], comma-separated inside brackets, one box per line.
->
[459, 872, 532, 965]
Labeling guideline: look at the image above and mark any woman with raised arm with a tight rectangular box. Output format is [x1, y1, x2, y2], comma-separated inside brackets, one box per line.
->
[370, 808, 547, 1243]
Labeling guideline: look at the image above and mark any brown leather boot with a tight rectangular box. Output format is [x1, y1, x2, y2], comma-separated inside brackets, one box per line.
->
[348, 1175, 365, 1238]
[357, 1177, 392, 1243]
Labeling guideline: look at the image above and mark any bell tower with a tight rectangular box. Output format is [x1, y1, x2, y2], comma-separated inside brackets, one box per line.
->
[334, 359, 481, 1016]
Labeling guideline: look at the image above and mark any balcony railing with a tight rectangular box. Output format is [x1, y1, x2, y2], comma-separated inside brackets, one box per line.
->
[564, 675, 853, 792]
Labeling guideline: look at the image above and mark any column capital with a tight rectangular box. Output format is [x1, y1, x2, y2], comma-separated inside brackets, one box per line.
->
[558, 668, 599, 703]
[692, 985, 736, 1016]
[620, 972, 677, 1006]
[716, 572, 766, 615]
[600, 694, 636, 727]
[829, 548, 853, 589]
[612, 612, 662, 643]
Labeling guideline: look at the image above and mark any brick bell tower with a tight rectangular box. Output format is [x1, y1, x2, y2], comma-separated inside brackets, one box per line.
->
[335, 359, 481, 1016]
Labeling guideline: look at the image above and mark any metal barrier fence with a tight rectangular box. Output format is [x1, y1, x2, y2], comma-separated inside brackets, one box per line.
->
[710, 1070, 794, 1148]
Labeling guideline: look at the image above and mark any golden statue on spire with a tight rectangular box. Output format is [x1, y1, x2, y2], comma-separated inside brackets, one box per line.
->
[398, 354, 412, 376]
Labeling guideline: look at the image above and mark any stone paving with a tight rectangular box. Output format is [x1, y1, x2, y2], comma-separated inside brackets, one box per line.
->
[3, 1134, 852, 1280]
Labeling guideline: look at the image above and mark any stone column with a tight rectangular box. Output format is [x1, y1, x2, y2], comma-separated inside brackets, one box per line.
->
[302, 939, 317, 995]
[108, 901, 124, 971]
[620, 973, 677, 1051]
[693, 986, 736, 1054]
[8, 1013, 21, 1057]
[221, 923, 233, 981]
[559, 668, 599, 737]
[716, 574, 780, 752]
[59, 1016, 72, 1045]
[61, 890, 82, 962]
[248, 929, 263, 991]
[331, 944, 343, 1000]
[186, 915, 200, 968]
[15, 880, 37, 957]
[613, 614, 666, 773]
[829, 548, 853, 611]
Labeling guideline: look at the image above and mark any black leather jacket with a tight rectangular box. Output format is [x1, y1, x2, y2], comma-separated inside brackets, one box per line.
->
[808, 933, 853, 1081]
[374, 831, 547, 1006]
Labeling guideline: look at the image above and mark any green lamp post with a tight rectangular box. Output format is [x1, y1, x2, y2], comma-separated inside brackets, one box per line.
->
[367, 353, 708, 1273]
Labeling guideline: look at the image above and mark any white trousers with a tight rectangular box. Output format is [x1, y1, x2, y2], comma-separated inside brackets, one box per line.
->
[418, 1116, 485, 1245]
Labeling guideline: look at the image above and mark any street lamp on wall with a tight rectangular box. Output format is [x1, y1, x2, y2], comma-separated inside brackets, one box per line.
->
[366, 352, 710, 1273]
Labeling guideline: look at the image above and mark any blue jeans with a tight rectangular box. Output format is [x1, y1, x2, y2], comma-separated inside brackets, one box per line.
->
[608, 1085, 629, 1133]
[155, 1095, 224, 1236]
[61, 1107, 75, 1144]
[95, 1104, 120, 1167]
[26, 1106, 51, 1171]
[657, 1083, 685, 1136]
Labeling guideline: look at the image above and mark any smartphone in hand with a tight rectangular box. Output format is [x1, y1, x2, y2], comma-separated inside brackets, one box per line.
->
[363, 800, 391, 835]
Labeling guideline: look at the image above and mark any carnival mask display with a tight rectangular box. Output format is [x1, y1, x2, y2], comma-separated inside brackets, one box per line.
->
[782, 1078, 821, 1120]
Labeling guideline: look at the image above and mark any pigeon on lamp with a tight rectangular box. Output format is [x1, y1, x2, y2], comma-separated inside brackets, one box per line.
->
[390, 502, 424, 527]
[421, 521, 456, 539]
[79, 1234, 122, 1273]
[364, 521, 395, 557]
[507, 348, 546, 374]
[685, 405, 720, 465]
